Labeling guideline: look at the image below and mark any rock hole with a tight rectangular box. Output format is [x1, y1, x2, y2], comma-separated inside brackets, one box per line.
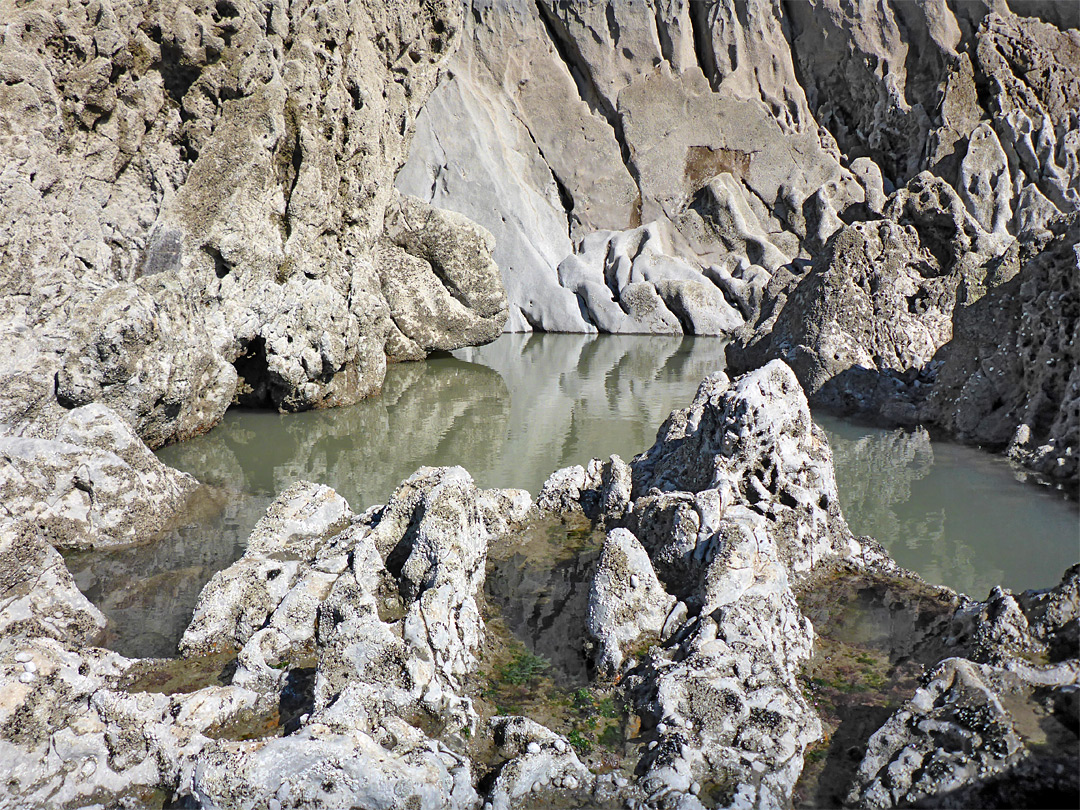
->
[347, 82, 363, 111]
[156, 39, 202, 104]
[232, 337, 274, 407]
[215, 0, 239, 18]
[204, 245, 230, 278]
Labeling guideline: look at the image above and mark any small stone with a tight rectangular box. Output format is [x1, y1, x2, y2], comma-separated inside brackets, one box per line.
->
[656, 722, 667, 734]
[690, 782, 701, 795]
[531, 781, 542, 793]
[554, 739, 568, 753]
[630, 574, 640, 589]
[269, 799, 281, 810]
[647, 740, 657, 750]
[526, 741, 541, 754]
[22, 662, 36, 673]
[18, 672, 34, 684]
[564, 776, 578, 790]
[14, 652, 32, 663]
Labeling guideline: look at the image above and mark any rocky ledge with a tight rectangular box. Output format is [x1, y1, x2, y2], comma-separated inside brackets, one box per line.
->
[1, 361, 1074, 809]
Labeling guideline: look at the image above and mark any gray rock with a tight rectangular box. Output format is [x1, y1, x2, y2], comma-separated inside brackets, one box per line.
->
[485, 717, 595, 810]
[0, 0, 506, 449]
[629, 361, 858, 579]
[0, 404, 199, 549]
[0, 521, 106, 645]
[848, 656, 1079, 809]
[180, 481, 352, 657]
[189, 720, 477, 810]
[587, 528, 676, 674]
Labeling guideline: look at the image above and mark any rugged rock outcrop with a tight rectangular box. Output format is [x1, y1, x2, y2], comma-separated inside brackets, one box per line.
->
[397, 0, 1078, 482]
[1, 358, 1075, 808]
[0, 0, 508, 451]
[0, 403, 199, 549]
[848, 565, 1080, 809]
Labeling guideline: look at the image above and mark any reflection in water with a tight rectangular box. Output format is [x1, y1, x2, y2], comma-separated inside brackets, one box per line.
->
[63, 491, 262, 659]
[71, 334, 1077, 658]
[818, 412, 1079, 598]
[160, 334, 724, 508]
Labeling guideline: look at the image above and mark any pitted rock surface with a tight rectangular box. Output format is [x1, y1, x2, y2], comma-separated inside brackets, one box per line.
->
[0, 403, 199, 549]
[0, 0, 507, 449]
[397, 0, 1078, 478]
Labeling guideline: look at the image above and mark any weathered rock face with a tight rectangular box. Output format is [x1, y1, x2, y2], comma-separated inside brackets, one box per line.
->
[0, 0, 508, 450]
[397, 0, 1078, 481]
[848, 565, 1080, 809]
[0, 403, 199, 549]
[1, 356, 1075, 808]
[923, 214, 1079, 484]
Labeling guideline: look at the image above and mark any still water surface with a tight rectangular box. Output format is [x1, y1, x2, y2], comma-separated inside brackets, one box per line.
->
[68, 334, 1077, 657]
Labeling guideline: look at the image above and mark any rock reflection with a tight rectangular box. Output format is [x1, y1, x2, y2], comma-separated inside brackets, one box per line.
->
[159, 355, 513, 510]
[161, 334, 724, 509]
[817, 413, 1077, 597]
[84, 336, 721, 658]
[63, 490, 264, 659]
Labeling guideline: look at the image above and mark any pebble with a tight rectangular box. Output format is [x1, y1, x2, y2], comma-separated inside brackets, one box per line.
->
[647, 741, 657, 750]
[15, 652, 32, 663]
[22, 662, 36, 674]
[629, 574, 640, 589]
[554, 740, 567, 753]
[690, 782, 701, 795]
[18, 672, 34, 684]
[531, 781, 541, 793]
[564, 777, 578, 790]
[269, 799, 281, 810]
[526, 741, 541, 754]
[656, 722, 667, 734]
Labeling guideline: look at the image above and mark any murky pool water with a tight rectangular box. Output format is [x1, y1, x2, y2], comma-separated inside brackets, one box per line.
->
[66, 334, 1077, 658]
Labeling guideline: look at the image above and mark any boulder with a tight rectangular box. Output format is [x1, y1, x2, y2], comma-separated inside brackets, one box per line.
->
[0, 404, 199, 549]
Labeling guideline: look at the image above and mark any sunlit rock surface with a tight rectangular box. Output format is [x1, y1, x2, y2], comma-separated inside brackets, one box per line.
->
[0, 0, 507, 451]
[398, 0, 1078, 482]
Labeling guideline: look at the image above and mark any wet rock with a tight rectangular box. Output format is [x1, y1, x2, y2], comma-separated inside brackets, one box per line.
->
[848, 656, 1079, 809]
[0, 403, 199, 549]
[485, 717, 595, 810]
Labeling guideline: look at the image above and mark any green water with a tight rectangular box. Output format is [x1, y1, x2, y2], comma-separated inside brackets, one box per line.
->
[71, 334, 1076, 658]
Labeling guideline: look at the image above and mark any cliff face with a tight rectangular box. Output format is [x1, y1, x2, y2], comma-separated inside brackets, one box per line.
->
[0, 0, 507, 448]
[397, 0, 1078, 485]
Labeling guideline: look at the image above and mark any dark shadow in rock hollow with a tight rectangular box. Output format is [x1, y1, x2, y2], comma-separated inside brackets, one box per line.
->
[484, 538, 600, 687]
